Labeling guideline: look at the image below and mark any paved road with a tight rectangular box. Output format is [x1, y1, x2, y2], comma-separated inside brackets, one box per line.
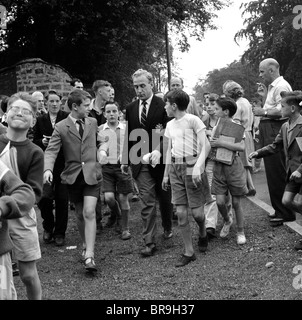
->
[247, 161, 302, 232]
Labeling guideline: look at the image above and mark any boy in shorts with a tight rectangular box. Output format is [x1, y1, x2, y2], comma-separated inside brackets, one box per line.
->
[210, 97, 248, 245]
[44, 89, 102, 273]
[0, 159, 35, 300]
[249, 91, 302, 250]
[98, 102, 133, 240]
[0, 92, 44, 299]
[162, 89, 211, 267]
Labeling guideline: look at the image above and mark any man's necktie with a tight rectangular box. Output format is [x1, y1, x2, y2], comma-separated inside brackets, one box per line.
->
[141, 101, 147, 127]
[76, 120, 84, 138]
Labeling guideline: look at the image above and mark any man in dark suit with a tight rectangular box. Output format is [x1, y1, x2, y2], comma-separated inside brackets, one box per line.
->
[121, 69, 173, 257]
[33, 90, 69, 246]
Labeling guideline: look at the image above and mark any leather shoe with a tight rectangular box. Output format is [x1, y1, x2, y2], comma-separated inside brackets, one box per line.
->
[175, 253, 196, 267]
[294, 239, 302, 251]
[206, 227, 217, 240]
[141, 245, 156, 257]
[269, 218, 284, 227]
[54, 236, 65, 247]
[131, 194, 140, 202]
[163, 230, 173, 239]
[84, 257, 97, 272]
[43, 231, 53, 244]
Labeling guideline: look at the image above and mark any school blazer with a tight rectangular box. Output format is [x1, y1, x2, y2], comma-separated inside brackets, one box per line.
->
[122, 95, 171, 179]
[44, 116, 102, 185]
[256, 119, 302, 177]
[33, 110, 69, 181]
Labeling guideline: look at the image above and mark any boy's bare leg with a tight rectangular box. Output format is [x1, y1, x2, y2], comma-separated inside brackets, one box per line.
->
[192, 205, 206, 238]
[232, 196, 244, 233]
[118, 193, 131, 231]
[18, 260, 42, 300]
[82, 196, 97, 259]
[283, 191, 302, 215]
[75, 202, 85, 249]
[177, 205, 194, 256]
[216, 194, 230, 222]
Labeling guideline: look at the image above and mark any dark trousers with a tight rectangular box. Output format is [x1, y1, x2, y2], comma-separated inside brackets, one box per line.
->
[259, 119, 295, 221]
[136, 165, 173, 245]
[38, 180, 69, 237]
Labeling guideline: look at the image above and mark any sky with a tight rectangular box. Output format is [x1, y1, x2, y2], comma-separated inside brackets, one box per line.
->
[172, 0, 250, 94]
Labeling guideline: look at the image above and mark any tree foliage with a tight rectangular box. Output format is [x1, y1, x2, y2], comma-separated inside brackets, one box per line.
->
[193, 60, 259, 102]
[235, 0, 302, 90]
[0, 0, 229, 105]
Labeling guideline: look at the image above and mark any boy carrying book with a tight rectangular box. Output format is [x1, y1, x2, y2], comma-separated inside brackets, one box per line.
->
[249, 91, 302, 250]
[162, 89, 211, 267]
[210, 97, 248, 245]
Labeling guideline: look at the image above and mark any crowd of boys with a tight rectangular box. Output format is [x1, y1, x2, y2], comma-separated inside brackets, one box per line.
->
[1, 56, 302, 300]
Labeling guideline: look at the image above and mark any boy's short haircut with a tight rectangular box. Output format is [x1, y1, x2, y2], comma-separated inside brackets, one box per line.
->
[67, 89, 92, 110]
[7, 92, 37, 115]
[208, 93, 219, 102]
[280, 90, 302, 107]
[104, 101, 120, 111]
[91, 80, 112, 94]
[164, 89, 190, 111]
[45, 90, 62, 101]
[216, 97, 237, 117]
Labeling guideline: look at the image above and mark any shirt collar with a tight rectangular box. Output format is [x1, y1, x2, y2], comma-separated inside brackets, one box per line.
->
[270, 76, 284, 88]
[69, 114, 85, 125]
[287, 115, 302, 131]
[140, 94, 153, 107]
[101, 121, 124, 130]
[90, 98, 105, 114]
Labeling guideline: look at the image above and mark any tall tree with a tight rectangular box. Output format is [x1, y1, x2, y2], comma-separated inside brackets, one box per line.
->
[235, 0, 302, 90]
[193, 60, 259, 102]
[0, 0, 229, 105]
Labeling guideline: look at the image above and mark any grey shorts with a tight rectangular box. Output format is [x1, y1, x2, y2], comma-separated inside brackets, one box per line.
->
[211, 156, 248, 196]
[169, 162, 211, 208]
[8, 207, 41, 262]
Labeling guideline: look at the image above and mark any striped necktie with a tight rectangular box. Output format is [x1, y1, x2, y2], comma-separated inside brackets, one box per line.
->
[141, 101, 147, 127]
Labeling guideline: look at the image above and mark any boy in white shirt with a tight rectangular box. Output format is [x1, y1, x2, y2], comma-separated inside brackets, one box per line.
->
[162, 89, 211, 267]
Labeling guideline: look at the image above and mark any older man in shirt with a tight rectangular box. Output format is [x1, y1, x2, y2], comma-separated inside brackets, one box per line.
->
[253, 58, 295, 225]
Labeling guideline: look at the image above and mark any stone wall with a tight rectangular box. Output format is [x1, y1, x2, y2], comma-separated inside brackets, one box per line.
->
[0, 58, 74, 100]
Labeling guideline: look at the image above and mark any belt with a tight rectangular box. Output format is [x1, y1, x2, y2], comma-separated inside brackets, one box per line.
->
[171, 154, 197, 164]
[260, 117, 288, 122]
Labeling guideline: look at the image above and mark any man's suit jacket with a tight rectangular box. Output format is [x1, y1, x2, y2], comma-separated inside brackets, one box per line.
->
[122, 95, 171, 179]
[44, 116, 102, 185]
[256, 117, 302, 178]
[33, 110, 69, 181]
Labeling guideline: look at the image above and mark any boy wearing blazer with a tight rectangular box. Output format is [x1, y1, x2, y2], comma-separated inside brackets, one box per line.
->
[44, 89, 102, 273]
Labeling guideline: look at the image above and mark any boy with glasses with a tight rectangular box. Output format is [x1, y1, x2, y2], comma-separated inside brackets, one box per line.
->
[0, 92, 44, 299]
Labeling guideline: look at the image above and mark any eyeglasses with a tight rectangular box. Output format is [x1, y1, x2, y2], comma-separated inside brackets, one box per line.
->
[9, 106, 33, 116]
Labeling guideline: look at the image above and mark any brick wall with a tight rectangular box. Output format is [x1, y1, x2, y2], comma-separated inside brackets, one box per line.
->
[0, 58, 74, 99]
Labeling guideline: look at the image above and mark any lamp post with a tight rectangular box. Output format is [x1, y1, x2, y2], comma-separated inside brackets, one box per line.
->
[165, 23, 171, 90]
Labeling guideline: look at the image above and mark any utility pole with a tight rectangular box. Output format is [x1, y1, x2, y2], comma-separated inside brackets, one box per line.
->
[165, 23, 171, 90]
